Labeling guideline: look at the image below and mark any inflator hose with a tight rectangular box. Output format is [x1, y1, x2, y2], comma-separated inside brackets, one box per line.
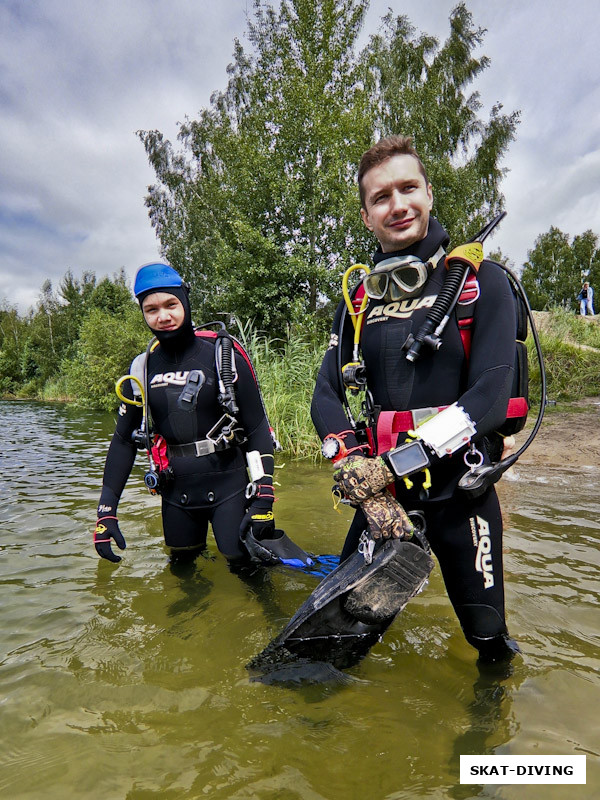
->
[404, 261, 468, 362]
[217, 330, 239, 415]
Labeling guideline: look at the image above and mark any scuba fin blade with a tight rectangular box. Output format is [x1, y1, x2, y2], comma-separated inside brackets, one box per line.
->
[248, 538, 434, 678]
[344, 541, 433, 624]
[243, 528, 316, 569]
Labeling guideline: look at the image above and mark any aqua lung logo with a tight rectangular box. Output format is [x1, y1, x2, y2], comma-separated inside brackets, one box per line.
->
[366, 293, 437, 323]
[150, 371, 190, 388]
[471, 515, 494, 589]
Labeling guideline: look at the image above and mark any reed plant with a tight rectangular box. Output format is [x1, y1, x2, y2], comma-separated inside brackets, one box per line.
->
[236, 320, 327, 459]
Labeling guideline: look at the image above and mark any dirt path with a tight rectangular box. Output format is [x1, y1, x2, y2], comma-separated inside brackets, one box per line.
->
[517, 397, 600, 469]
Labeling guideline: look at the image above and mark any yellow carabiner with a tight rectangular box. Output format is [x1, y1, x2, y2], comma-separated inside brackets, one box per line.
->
[115, 374, 144, 407]
[342, 264, 370, 340]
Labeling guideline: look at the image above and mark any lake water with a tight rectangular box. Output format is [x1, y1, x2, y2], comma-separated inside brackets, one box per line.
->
[1, 400, 598, 799]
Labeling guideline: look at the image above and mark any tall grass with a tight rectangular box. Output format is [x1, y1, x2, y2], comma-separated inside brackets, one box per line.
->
[529, 308, 600, 403]
[236, 321, 328, 459]
[535, 306, 600, 348]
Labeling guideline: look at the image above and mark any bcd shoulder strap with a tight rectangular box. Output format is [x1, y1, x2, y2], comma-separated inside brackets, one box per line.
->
[454, 264, 529, 434]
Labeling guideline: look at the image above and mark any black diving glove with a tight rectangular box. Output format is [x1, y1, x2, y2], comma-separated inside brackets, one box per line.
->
[94, 515, 126, 563]
[239, 505, 276, 543]
[239, 503, 313, 568]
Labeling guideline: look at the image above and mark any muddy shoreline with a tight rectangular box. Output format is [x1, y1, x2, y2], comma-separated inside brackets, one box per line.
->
[517, 398, 600, 469]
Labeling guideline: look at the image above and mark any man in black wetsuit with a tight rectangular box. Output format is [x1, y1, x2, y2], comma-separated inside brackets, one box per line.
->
[311, 136, 520, 663]
[94, 262, 310, 570]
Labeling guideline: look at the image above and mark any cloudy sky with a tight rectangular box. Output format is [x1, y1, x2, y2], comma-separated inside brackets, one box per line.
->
[1, 0, 599, 312]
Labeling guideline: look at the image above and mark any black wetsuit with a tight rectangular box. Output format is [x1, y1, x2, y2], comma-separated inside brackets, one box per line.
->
[99, 331, 274, 561]
[311, 218, 518, 657]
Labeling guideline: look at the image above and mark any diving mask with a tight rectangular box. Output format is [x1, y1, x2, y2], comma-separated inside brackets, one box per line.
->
[363, 255, 432, 301]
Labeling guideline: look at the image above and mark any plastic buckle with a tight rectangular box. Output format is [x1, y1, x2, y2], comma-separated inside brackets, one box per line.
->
[194, 439, 216, 457]
[358, 531, 375, 565]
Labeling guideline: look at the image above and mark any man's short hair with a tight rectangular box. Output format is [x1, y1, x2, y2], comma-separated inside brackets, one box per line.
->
[358, 135, 428, 208]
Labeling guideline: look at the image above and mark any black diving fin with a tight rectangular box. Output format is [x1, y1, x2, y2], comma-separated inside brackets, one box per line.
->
[242, 527, 317, 569]
[248, 537, 434, 679]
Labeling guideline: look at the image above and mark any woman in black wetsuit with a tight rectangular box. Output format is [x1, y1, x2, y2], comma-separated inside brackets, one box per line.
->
[94, 262, 310, 569]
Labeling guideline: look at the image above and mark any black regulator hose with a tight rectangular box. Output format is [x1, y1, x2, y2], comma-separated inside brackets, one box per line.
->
[217, 329, 239, 415]
[404, 212, 508, 363]
[403, 261, 469, 362]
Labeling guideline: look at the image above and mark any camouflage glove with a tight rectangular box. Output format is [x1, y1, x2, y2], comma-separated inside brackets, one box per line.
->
[361, 491, 414, 540]
[333, 455, 394, 503]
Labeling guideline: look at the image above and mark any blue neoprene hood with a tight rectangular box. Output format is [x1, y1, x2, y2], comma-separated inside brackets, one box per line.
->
[134, 262, 183, 297]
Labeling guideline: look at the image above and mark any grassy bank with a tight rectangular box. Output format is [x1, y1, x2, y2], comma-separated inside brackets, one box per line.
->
[530, 308, 600, 404]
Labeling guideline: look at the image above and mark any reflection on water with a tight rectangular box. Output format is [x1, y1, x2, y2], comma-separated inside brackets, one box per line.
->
[1, 401, 599, 799]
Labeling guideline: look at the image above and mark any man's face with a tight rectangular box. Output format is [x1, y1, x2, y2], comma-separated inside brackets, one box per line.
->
[141, 291, 185, 331]
[360, 154, 433, 252]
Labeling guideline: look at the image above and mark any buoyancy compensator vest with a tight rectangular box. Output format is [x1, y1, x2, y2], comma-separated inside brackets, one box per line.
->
[336, 213, 546, 492]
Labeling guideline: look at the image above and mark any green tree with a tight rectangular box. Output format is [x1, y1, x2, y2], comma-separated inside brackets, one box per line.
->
[364, 4, 519, 244]
[19, 280, 65, 392]
[140, 0, 371, 336]
[521, 227, 579, 310]
[140, 0, 518, 335]
[486, 248, 514, 267]
[63, 304, 149, 411]
[571, 230, 600, 298]
[0, 301, 25, 394]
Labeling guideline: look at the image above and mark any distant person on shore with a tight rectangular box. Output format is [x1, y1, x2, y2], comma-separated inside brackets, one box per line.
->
[577, 281, 594, 316]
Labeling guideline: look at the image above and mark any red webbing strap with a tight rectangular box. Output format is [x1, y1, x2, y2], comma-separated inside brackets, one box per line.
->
[456, 272, 479, 361]
[375, 411, 415, 455]
[195, 330, 217, 340]
[458, 321, 473, 360]
[352, 284, 366, 313]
